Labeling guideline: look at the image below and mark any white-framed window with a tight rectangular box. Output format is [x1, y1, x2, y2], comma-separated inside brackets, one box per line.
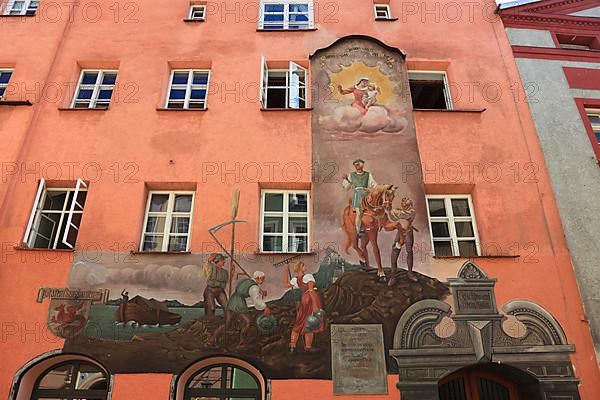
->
[408, 71, 453, 110]
[260, 190, 310, 253]
[3, 0, 39, 16]
[188, 4, 205, 20]
[585, 108, 600, 146]
[426, 195, 480, 257]
[141, 191, 195, 252]
[260, 57, 307, 109]
[0, 69, 14, 99]
[374, 4, 391, 19]
[166, 69, 210, 109]
[71, 69, 118, 109]
[259, 0, 313, 30]
[23, 178, 87, 249]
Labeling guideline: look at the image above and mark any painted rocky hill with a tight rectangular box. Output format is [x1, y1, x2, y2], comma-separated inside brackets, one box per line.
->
[65, 264, 450, 379]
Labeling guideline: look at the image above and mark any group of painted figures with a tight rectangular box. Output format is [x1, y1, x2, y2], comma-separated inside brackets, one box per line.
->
[198, 158, 415, 351]
[202, 253, 324, 353]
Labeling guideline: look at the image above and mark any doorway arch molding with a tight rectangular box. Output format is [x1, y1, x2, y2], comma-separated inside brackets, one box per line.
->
[390, 261, 580, 400]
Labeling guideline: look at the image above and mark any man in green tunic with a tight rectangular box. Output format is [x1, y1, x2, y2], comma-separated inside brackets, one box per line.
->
[342, 159, 378, 236]
[207, 271, 270, 348]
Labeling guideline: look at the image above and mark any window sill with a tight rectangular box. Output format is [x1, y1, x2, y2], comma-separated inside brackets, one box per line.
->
[413, 108, 486, 113]
[183, 18, 205, 22]
[58, 107, 109, 111]
[434, 255, 520, 259]
[130, 250, 192, 255]
[14, 246, 74, 252]
[375, 17, 398, 22]
[0, 14, 36, 18]
[260, 107, 313, 112]
[0, 100, 32, 106]
[256, 28, 317, 32]
[254, 251, 317, 256]
[156, 107, 207, 112]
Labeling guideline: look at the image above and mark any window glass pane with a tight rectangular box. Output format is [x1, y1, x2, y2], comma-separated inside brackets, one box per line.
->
[263, 235, 283, 251]
[433, 241, 453, 256]
[290, 4, 308, 12]
[451, 199, 471, 216]
[102, 73, 117, 85]
[288, 236, 307, 252]
[172, 72, 189, 85]
[0, 72, 12, 84]
[169, 89, 187, 100]
[43, 191, 68, 210]
[74, 101, 90, 108]
[149, 194, 169, 212]
[168, 236, 188, 252]
[191, 89, 207, 100]
[288, 217, 307, 233]
[170, 217, 190, 233]
[97, 89, 113, 100]
[290, 14, 309, 22]
[193, 72, 209, 85]
[81, 72, 99, 85]
[167, 102, 185, 109]
[145, 216, 166, 233]
[174, 194, 193, 212]
[458, 241, 478, 257]
[288, 193, 307, 212]
[0, 88, 5, 97]
[38, 364, 74, 390]
[188, 367, 223, 389]
[427, 199, 446, 217]
[74, 364, 106, 390]
[143, 235, 163, 251]
[264, 193, 283, 211]
[454, 221, 474, 237]
[264, 4, 284, 12]
[587, 114, 600, 125]
[263, 216, 283, 233]
[75, 191, 87, 210]
[431, 222, 450, 238]
[267, 72, 287, 87]
[189, 101, 206, 109]
[76, 89, 94, 100]
[232, 368, 259, 389]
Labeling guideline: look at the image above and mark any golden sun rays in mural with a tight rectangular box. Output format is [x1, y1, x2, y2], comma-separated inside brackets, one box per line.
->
[329, 61, 396, 105]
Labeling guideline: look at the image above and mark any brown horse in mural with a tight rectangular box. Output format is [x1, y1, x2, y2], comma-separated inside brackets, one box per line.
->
[342, 184, 397, 281]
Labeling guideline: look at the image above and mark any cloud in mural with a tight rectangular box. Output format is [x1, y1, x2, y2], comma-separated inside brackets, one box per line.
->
[319, 105, 408, 134]
[70, 261, 204, 293]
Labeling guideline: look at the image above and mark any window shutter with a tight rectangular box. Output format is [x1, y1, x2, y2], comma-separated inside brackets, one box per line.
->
[288, 61, 306, 109]
[61, 178, 87, 249]
[23, 178, 45, 246]
[3, 0, 16, 15]
[259, 56, 268, 108]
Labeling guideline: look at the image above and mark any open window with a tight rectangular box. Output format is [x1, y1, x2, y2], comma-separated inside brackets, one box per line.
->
[260, 57, 308, 109]
[23, 179, 88, 249]
[556, 34, 600, 51]
[409, 71, 453, 110]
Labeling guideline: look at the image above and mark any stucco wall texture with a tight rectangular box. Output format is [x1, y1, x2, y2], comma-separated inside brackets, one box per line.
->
[1, 0, 599, 399]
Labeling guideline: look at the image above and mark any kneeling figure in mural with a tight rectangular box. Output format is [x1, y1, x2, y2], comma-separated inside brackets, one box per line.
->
[206, 271, 269, 349]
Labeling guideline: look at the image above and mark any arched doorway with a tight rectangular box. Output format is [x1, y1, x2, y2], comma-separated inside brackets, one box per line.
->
[439, 367, 519, 400]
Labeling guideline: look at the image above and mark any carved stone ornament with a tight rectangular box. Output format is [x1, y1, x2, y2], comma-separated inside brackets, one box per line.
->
[390, 261, 581, 400]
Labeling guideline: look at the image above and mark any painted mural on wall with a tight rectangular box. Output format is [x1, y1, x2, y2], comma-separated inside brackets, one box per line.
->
[55, 37, 451, 379]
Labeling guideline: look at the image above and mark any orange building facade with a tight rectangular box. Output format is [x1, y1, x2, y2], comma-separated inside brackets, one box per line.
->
[0, 0, 599, 399]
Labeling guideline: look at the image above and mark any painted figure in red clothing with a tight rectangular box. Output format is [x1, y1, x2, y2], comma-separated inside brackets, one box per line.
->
[337, 77, 371, 115]
[284, 261, 324, 353]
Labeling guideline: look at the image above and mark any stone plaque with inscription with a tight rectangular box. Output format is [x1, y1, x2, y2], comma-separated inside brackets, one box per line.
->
[331, 324, 388, 395]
